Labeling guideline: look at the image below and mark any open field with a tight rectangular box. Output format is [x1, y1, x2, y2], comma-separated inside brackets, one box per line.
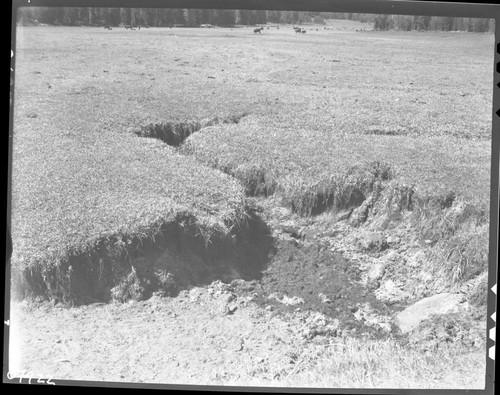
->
[8, 24, 494, 388]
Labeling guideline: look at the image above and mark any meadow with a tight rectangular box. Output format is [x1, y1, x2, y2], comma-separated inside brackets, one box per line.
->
[9, 23, 494, 388]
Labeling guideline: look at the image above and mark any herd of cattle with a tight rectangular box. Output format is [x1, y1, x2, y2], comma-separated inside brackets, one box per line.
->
[104, 24, 368, 33]
[253, 26, 308, 34]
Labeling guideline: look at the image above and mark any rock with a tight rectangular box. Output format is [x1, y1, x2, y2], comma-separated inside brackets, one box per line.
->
[355, 231, 388, 252]
[318, 293, 332, 303]
[189, 287, 203, 302]
[382, 250, 403, 264]
[280, 225, 304, 240]
[353, 303, 392, 333]
[269, 293, 304, 306]
[222, 293, 235, 304]
[322, 229, 343, 238]
[281, 295, 304, 305]
[225, 304, 238, 315]
[336, 208, 354, 221]
[374, 279, 412, 303]
[395, 293, 467, 334]
[349, 193, 376, 226]
[367, 262, 385, 282]
[300, 312, 340, 339]
[386, 235, 401, 245]
[406, 250, 427, 268]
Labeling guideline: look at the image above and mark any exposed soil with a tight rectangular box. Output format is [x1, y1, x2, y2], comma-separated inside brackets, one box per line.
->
[14, 210, 274, 306]
[246, 239, 395, 340]
[11, 284, 344, 385]
[10, 193, 488, 386]
[9, 116, 488, 387]
[10, 164, 489, 388]
[10, 155, 489, 389]
[9, 278, 485, 388]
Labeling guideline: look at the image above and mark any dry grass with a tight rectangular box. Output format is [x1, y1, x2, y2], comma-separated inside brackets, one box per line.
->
[9, 25, 492, 388]
[184, 125, 491, 215]
[214, 337, 485, 389]
[175, 26, 492, 299]
[11, 27, 255, 297]
[10, 25, 493, 302]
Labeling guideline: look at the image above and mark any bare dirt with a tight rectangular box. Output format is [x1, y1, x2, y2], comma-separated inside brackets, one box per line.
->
[11, 283, 336, 385]
[8, 195, 487, 388]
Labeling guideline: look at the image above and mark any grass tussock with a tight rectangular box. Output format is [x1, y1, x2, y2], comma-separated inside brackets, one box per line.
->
[408, 196, 490, 291]
[280, 161, 393, 216]
[363, 181, 490, 296]
[362, 126, 409, 136]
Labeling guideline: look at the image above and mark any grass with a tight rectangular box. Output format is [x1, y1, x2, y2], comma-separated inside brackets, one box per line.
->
[175, 26, 493, 297]
[210, 337, 485, 388]
[184, 126, 491, 214]
[9, 24, 492, 389]
[176, 27, 492, 216]
[11, 25, 493, 302]
[11, 26, 258, 298]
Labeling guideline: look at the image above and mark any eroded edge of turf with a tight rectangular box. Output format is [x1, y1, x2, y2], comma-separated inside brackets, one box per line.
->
[12, 208, 275, 306]
[134, 112, 249, 147]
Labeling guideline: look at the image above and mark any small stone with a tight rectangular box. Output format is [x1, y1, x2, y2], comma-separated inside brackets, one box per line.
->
[226, 305, 238, 315]
[386, 235, 401, 245]
[355, 231, 388, 252]
[318, 293, 332, 303]
[367, 262, 385, 281]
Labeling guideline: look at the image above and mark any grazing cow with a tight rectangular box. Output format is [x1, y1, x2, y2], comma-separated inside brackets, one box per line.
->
[125, 25, 136, 30]
[104, 25, 112, 30]
[301, 30, 306, 34]
[294, 27, 302, 33]
[254, 27, 264, 34]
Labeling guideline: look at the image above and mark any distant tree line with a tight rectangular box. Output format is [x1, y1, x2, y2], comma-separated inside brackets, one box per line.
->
[372, 14, 493, 32]
[16, 7, 494, 32]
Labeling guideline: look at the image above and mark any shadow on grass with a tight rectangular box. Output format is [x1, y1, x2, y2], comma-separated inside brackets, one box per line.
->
[135, 112, 249, 147]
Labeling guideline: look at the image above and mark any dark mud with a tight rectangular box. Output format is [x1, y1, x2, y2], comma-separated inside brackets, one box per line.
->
[232, 239, 396, 340]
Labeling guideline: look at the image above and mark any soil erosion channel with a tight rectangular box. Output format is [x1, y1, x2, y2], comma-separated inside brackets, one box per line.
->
[129, 117, 486, 348]
[15, 116, 487, 355]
